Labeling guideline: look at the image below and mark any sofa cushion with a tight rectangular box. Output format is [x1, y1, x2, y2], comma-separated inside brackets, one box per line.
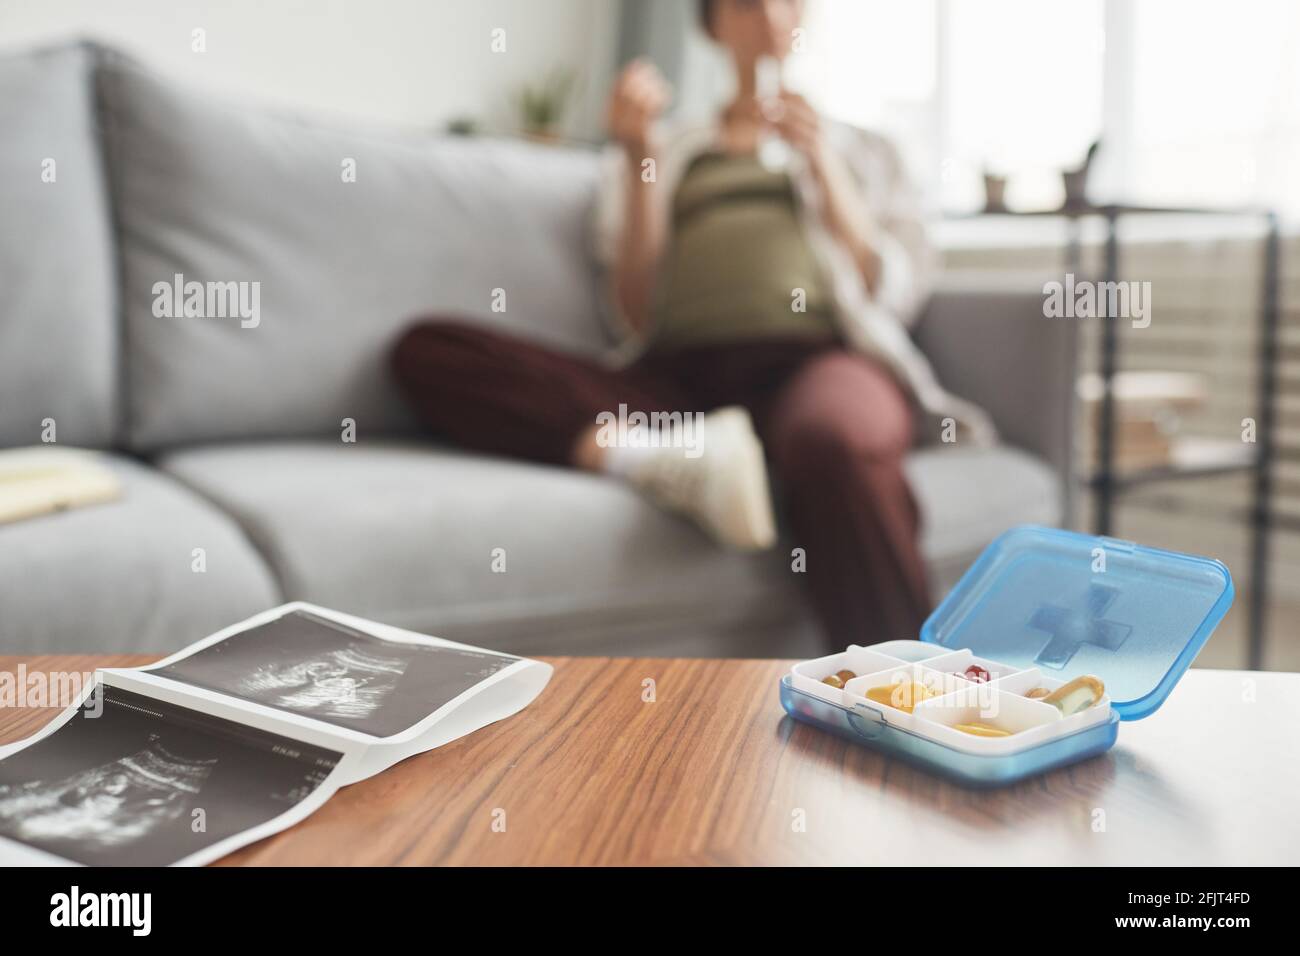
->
[157, 440, 808, 651]
[157, 439, 1061, 655]
[96, 55, 607, 451]
[0, 43, 117, 448]
[905, 444, 1061, 595]
[0, 455, 281, 653]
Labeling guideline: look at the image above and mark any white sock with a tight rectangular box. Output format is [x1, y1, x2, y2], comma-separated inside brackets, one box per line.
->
[602, 438, 660, 477]
[601, 422, 698, 477]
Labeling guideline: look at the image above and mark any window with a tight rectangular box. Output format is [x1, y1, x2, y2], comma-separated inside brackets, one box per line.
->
[1123, 0, 1300, 213]
[790, 0, 1300, 217]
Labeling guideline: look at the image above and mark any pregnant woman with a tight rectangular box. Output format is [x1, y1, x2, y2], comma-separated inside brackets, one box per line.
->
[393, 0, 990, 644]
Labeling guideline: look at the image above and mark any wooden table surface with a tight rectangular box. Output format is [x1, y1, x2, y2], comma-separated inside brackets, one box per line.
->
[2, 655, 1297, 865]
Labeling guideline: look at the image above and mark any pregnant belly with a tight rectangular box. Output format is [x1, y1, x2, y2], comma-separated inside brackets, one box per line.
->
[657, 204, 833, 336]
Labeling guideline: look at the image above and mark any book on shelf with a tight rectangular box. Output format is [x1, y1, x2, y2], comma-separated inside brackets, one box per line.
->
[1077, 370, 1208, 472]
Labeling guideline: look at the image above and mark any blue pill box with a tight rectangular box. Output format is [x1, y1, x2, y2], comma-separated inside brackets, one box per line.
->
[780, 525, 1234, 787]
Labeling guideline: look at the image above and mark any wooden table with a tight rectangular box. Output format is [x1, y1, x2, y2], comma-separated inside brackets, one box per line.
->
[2, 655, 1296, 865]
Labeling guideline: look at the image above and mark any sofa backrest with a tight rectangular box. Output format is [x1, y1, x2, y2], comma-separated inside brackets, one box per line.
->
[96, 53, 607, 451]
[0, 43, 119, 449]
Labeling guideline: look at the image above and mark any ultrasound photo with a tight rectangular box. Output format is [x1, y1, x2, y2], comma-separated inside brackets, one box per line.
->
[0, 686, 341, 866]
[151, 609, 519, 737]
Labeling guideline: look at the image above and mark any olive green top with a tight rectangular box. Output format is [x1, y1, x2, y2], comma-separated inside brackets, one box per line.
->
[649, 151, 837, 352]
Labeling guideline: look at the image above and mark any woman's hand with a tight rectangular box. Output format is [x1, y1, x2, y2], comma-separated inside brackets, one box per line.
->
[606, 59, 672, 334]
[766, 92, 829, 170]
[768, 93, 885, 295]
[606, 58, 672, 160]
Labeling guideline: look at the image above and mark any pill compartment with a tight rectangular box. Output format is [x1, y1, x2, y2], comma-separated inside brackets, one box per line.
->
[989, 668, 1054, 697]
[842, 663, 971, 733]
[911, 687, 1066, 754]
[921, 649, 1020, 684]
[987, 668, 1115, 737]
[790, 646, 908, 704]
[866, 640, 947, 662]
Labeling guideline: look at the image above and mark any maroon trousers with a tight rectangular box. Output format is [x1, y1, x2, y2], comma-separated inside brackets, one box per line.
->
[391, 320, 931, 646]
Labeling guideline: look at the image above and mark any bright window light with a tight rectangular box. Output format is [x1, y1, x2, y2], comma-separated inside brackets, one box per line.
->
[789, 0, 1299, 216]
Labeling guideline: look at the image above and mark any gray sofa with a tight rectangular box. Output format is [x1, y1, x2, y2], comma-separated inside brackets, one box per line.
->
[0, 41, 1074, 658]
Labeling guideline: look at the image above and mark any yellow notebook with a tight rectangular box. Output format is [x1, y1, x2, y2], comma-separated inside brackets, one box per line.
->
[0, 447, 122, 524]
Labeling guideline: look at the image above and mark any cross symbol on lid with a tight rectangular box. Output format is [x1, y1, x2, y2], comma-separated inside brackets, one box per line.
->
[1027, 583, 1132, 669]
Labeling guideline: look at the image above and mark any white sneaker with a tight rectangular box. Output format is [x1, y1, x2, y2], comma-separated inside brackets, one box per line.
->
[625, 406, 777, 551]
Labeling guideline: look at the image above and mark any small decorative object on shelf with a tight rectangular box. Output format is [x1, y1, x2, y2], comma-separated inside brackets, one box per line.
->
[516, 66, 577, 144]
[981, 169, 1009, 213]
[1061, 138, 1101, 211]
[444, 116, 480, 137]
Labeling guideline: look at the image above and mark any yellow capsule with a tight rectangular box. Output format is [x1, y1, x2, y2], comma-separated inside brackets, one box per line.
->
[865, 681, 937, 714]
[822, 674, 845, 689]
[1040, 675, 1105, 716]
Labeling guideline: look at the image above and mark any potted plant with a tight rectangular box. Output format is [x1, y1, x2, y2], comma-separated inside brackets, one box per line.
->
[516, 67, 577, 143]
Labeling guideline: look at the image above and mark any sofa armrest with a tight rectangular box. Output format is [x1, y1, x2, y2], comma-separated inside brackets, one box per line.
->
[913, 272, 1078, 485]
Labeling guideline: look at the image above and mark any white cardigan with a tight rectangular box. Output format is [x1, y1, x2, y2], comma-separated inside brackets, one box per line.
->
[589, 118, 996, 445]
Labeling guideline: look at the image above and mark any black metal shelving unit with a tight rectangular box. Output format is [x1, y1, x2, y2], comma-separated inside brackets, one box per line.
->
[947, 204, 1281, 670]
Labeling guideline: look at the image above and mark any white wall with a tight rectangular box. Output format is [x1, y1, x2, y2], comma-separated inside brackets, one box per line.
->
[0, 0, 620, 140]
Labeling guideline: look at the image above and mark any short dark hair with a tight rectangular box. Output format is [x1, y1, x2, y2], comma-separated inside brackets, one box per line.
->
[698, 0, 717, 31]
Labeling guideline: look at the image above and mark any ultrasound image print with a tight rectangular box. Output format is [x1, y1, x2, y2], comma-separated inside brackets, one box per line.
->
[0, 743, 214, 850]
[151, 609, 519, 737]
[0, 687, 340, 866]
[239, 645, 406, 723]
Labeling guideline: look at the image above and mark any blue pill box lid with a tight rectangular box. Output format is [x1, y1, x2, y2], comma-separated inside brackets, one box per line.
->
[920, 525, 1234, 720]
